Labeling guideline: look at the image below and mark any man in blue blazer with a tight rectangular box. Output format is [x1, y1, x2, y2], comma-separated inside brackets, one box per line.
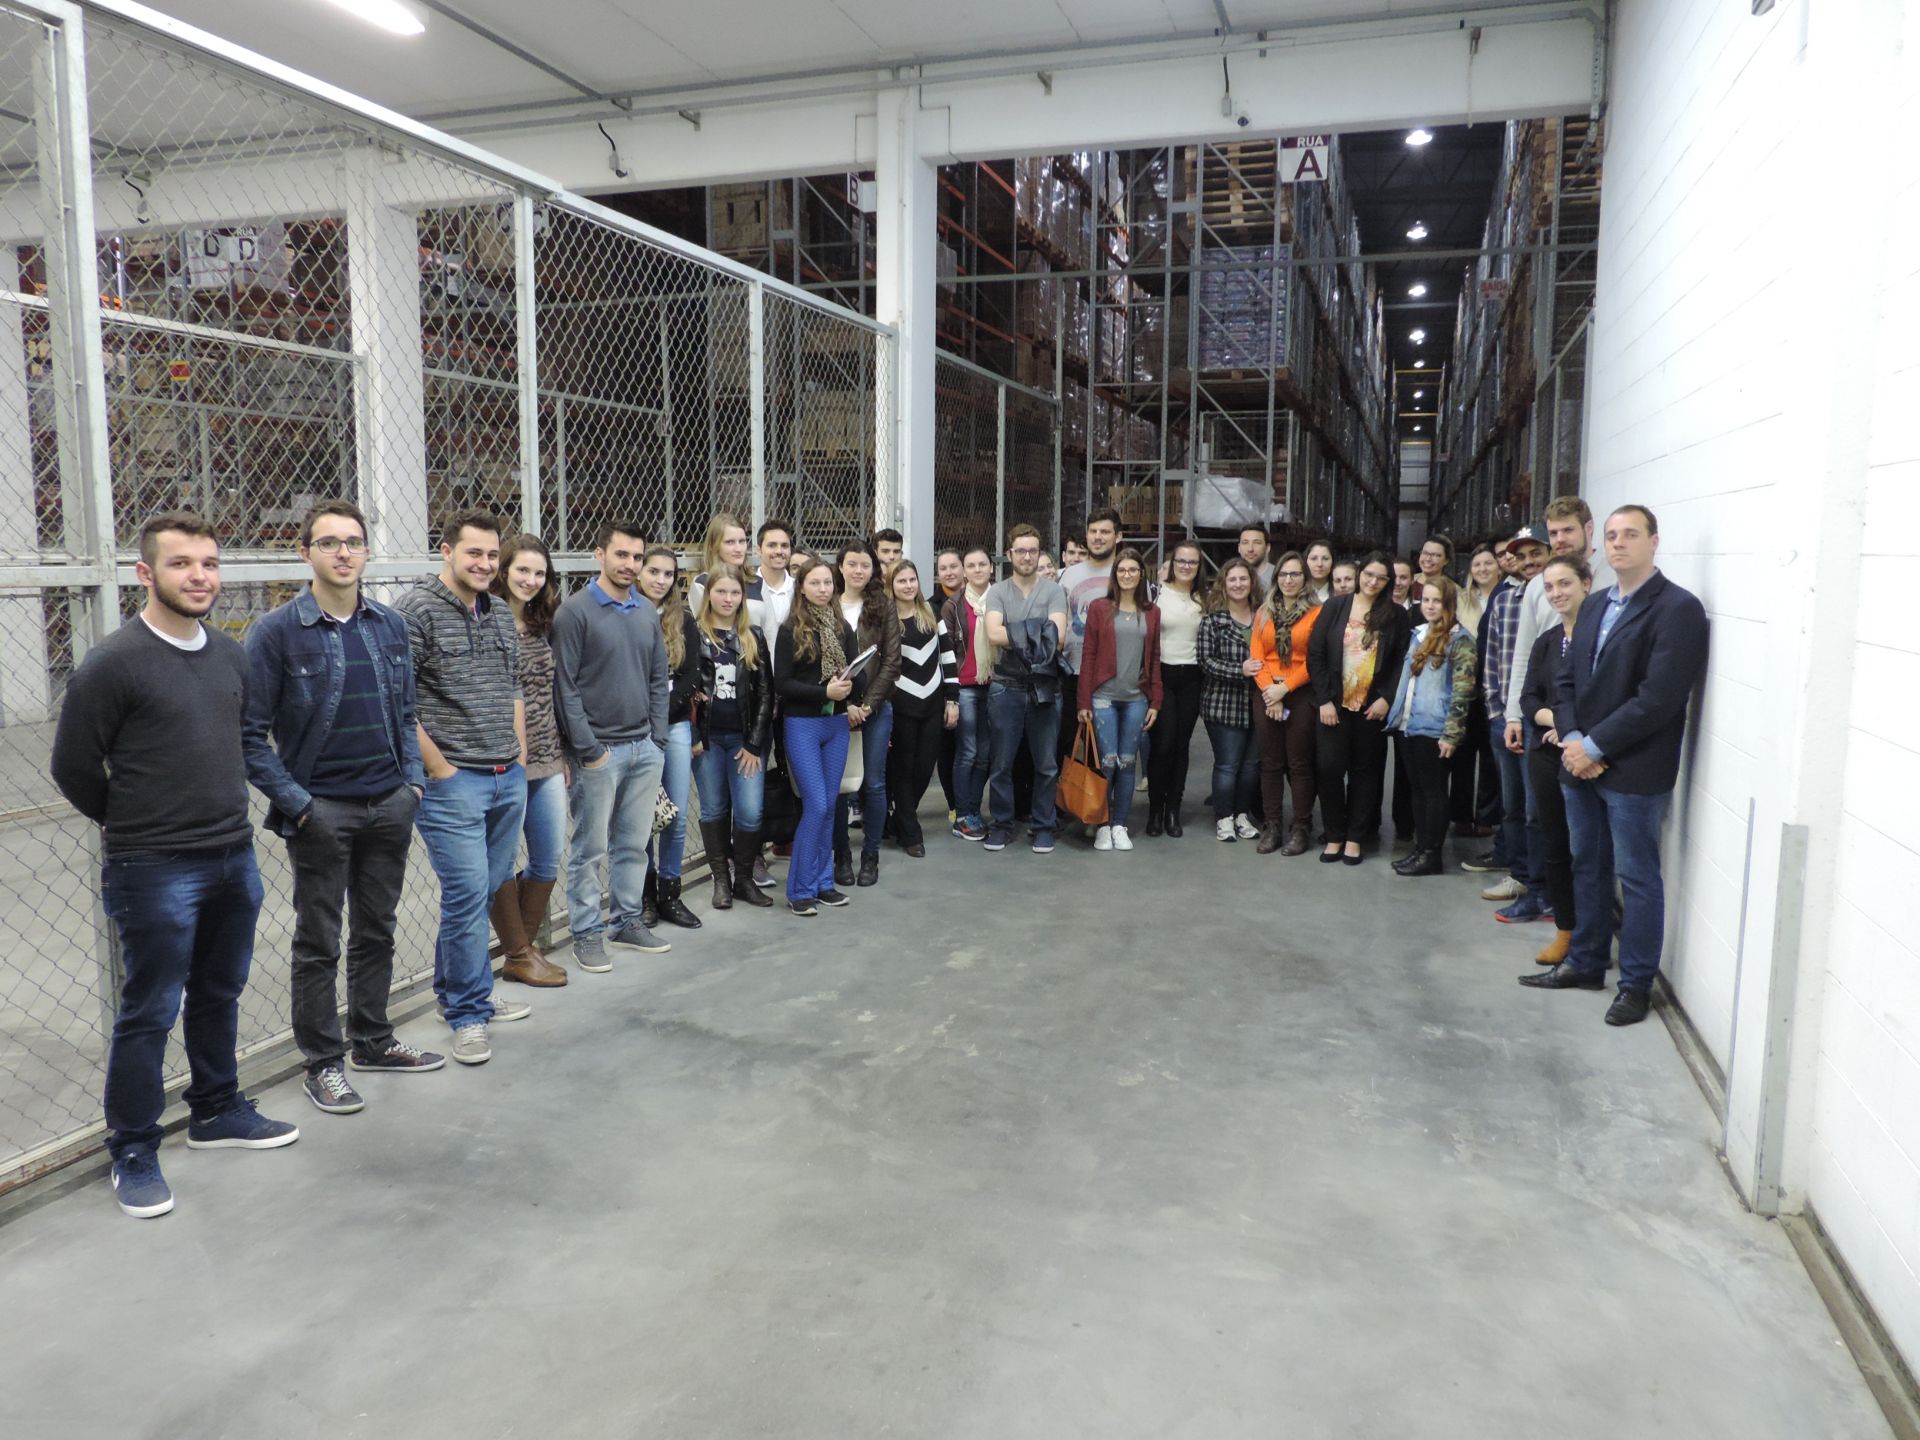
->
[1519, 504, 1709, 1025]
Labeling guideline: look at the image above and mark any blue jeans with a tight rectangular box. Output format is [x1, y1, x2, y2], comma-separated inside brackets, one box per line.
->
[651, 719, 694, 879]
[521, 773, 567, 884]
[1562, 780, 1671, 991]
[1206, 718, 1259, 821]
[954, 686, 991, 822]
[987, 682, 1060, 836]
[418, 765, 527, 1029]
[1091, 696, 1150, 828]
[693, 731, 765, 829]
[833, 700, 893, 859]
[100, 843, 262, 1158]
[784, 713, 850, 901]
[566, 738, 663, 943]
[1488, 718, 1533, 885]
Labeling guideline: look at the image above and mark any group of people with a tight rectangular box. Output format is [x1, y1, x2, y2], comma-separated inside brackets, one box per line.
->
[49, 489, 1705, 1221]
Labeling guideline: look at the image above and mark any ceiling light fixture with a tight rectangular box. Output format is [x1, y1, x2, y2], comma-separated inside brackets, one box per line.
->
[1408, 282, 1428, 297]
[1406, 222, 1429, 241]
[1413, 360, 1427, 369]
[319, 0, 426, 36]
[1410, 328, 1426, 344]
[1406, 129, 1434, 147]
[1412, 423, 1423, 431]
[1412, 389, 1424, 399]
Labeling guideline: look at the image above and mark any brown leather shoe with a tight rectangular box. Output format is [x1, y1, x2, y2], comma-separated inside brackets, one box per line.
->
[501, 948, 568, 987]
[1280, 823, 1311, 857]
[1535, 928, 1572, 966]
[1256, 823, 1283, 855]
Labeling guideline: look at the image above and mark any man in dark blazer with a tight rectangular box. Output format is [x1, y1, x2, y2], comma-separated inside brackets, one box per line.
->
[1519, 504, 1708, 1026]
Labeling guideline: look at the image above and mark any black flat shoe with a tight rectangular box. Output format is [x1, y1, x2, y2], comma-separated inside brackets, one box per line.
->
[1319, 849, 1343, 864]
[1341, 851, 1363, 866]
[1519, 962, 1607, 991]
[1605, 988, 1653, 1025]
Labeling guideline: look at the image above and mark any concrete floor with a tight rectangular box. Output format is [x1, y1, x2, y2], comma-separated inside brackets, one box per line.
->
[0, 813, 1893, 1439]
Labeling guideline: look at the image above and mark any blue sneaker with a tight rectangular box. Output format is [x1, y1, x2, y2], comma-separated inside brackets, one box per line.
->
[185, 1095, 301, 1150]
[1030, 830, 1055, 854]
[952, 816, 987, 841]
[983, 830, 1009, 852]
[1496, 893, 1555, 924]
[111, 1145, 174, 1218]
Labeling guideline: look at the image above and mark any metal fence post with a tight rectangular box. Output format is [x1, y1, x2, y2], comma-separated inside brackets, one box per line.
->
[33, 2, 125, 1039]
[994, 381, 1007, 558]
[748, 281, 767, 531]
[513, 192, 542, 536]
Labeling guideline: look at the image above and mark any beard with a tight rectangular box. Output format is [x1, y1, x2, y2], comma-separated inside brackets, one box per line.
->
[152, 577, 216, 620]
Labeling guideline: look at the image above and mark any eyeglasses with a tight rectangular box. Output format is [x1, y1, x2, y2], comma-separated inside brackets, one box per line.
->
[1174, 557, 1200, 567]
[1010, 548, 1040, 558]
[310, 536, 368, 555]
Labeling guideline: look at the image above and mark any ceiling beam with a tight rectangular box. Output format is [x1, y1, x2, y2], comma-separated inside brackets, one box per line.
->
[412, 0, 613, 106]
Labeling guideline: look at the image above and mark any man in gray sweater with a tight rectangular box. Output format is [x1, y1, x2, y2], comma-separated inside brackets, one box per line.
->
[552, 519, 672, 968]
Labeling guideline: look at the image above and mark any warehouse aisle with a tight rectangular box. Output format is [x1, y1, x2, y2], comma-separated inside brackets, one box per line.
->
[0, 816, 1891, 1439]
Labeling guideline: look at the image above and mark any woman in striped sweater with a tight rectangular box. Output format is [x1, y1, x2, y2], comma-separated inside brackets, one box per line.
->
[884, 560, 959, 857]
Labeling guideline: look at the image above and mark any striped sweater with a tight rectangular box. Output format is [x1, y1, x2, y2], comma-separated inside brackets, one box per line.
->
[892, 614, 959, 719]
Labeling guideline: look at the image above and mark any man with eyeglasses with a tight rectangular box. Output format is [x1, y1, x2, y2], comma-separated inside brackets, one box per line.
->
[243, 500, 443, 1117]
[983, 524, 1069, 853]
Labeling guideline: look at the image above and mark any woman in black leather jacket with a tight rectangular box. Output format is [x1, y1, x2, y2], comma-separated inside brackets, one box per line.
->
[691, 564, 776, 911]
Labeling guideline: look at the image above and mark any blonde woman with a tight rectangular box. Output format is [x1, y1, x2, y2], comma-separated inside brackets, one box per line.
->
[688, 511, 751, 610]
[1385, 575, 1476, 876]
[773, 558, 860, 915]
[692, 564, 774, 910]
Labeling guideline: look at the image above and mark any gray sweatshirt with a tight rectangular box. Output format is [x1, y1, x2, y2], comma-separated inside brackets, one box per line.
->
[550, 581, 671, 762]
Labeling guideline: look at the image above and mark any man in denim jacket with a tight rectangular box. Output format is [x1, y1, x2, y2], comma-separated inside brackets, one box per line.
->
[243, 500, 443, 1118]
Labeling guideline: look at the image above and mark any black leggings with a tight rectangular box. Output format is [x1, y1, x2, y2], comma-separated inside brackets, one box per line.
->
[1405, 735, 1453, 852]
[1147, 663, 1204, 809]
[1527, 744, 1578, 930]
[887, 707, 946, 847]
[1314, 708, 1387, 843]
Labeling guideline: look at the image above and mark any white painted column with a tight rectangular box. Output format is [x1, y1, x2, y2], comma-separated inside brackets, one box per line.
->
[873, 86, 939, 564]
[345, 158, 430, 561]
[0, 291, 54, 725]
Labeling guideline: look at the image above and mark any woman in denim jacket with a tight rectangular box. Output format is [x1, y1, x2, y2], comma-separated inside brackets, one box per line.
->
[1386, 575, 1477, 877]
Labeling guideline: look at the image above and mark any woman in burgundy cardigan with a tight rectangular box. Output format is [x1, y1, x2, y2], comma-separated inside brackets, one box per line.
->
[1076, 548, 1163, 850]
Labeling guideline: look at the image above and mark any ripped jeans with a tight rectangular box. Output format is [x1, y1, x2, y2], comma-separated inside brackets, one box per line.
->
[1090, 695, 1151, 829]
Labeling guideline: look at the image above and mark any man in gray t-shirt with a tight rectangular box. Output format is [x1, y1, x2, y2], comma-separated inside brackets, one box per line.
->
[982, 525, 1069, 853]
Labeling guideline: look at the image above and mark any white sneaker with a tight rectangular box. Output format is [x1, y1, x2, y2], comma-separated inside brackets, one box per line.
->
[1234, 813, 1260, 841]
[1094, 825, 1114, 851]
[1216, 818, 1237, 842]
[1111, 825, 1133, 851]
[1481, 875, 1525, 902]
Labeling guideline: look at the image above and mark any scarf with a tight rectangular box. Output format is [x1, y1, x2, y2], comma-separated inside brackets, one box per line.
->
[965, 585, 996, 683]
[815, 607, 847, 681]
[1269, 592, 1314, 664]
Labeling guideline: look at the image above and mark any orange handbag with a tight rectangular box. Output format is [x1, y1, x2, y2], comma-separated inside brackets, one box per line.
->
[1056, 714, 1110, 826]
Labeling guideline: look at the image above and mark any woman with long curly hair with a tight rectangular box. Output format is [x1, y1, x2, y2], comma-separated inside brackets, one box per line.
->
[832, 541, 902, 889]
[1385, 575, 1477, 876]
[1305, 550, 1412, 866]
[636, 546, 703, 929]
[691, 564, 775, 911]
[1249, 551, 1322, 856]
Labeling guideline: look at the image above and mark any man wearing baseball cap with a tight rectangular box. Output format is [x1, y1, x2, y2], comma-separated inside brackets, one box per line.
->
[1465, 521, 1551, 911]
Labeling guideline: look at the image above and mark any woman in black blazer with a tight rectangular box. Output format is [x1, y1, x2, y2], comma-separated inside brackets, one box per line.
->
[1305, 551, 1413, 865]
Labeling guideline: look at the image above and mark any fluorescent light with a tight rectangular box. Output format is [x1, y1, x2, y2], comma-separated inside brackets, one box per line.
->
[1410, 328, 1426, 344]
[1408, 282, 1428, 297]
[1412, 423, 1423, 431]
[1412, 389, 1424, 399]
[319, 0, 425, 36]
[1406, 222, 1429, 241]
[1406, 129, 1434, 147]
[1413, 360, 1427, 369]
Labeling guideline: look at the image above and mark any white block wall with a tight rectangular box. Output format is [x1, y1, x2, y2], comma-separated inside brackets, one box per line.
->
[1585, 0, 1920, 1369]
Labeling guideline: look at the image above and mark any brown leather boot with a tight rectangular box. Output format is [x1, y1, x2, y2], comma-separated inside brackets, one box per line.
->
[1536, 928, 1572, 966]
[494, 878, 568, 987]
[1280, 822, 1311, 857]
[1256, 822, 1283, 855]
[515, 878, 568, 985]
[731, 825, 774, 907]
[700, 819, 733, 910]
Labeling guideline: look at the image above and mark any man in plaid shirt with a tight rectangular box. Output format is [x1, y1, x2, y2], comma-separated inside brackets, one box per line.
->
[1468, 523, 1550, 914]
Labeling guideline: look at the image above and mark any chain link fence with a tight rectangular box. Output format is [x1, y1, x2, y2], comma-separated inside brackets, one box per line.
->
[0, 0, 893, 1190]
[931, 351, 1058, 559]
